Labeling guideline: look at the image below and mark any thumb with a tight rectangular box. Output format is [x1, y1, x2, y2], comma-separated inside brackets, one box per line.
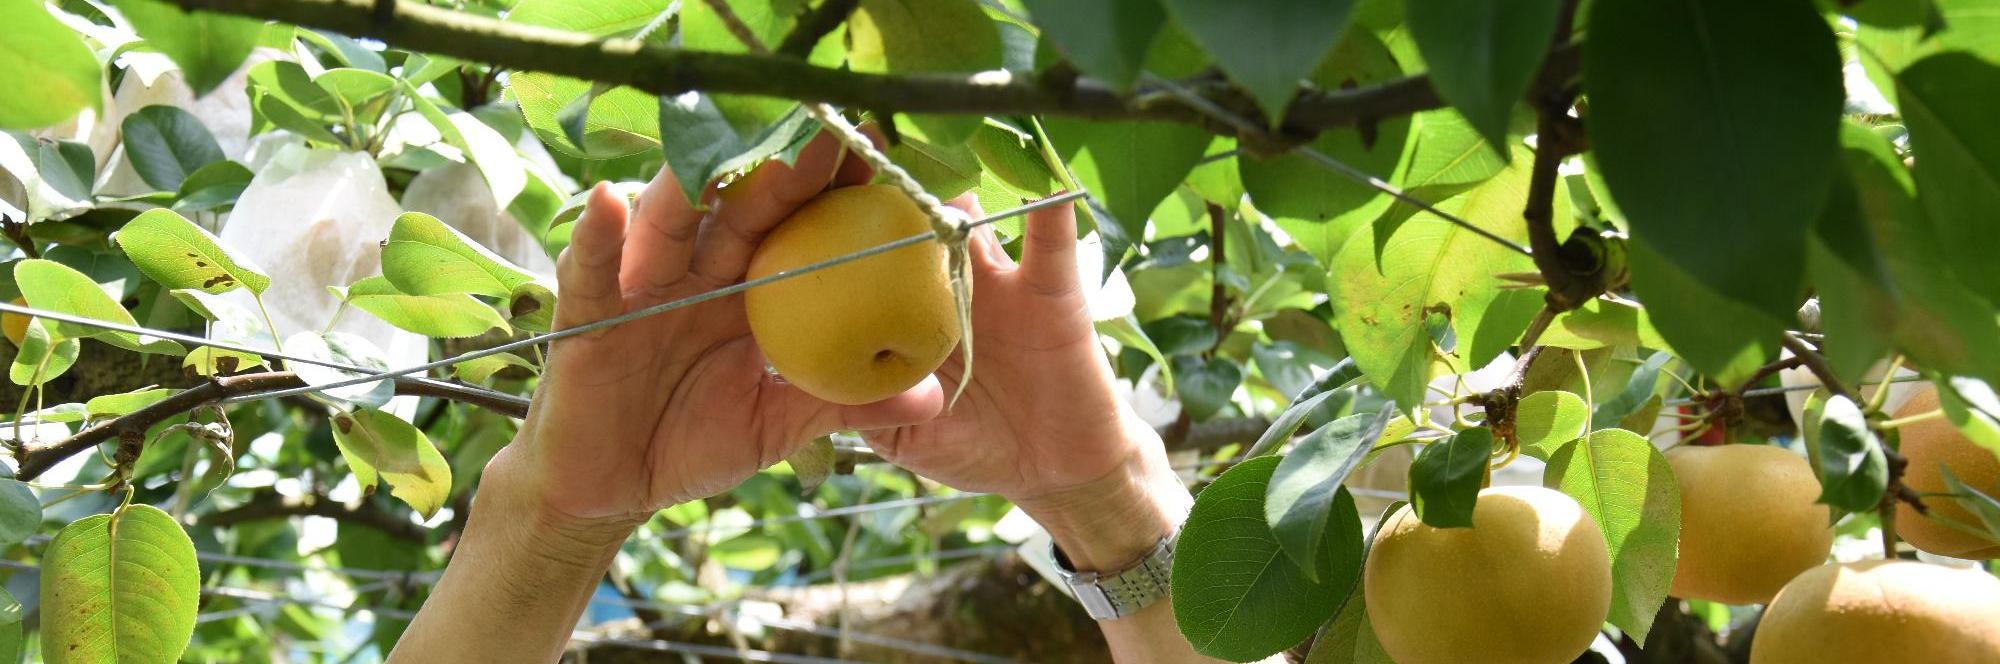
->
[1017, 195, 1080, 295]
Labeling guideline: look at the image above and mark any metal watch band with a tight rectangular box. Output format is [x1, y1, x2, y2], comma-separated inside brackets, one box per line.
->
[1050, 533, 1176, 621]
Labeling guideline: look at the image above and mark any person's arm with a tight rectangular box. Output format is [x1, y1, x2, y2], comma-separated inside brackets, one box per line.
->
[388, 454, 632, 662]
[1018, 435, 1213, 662]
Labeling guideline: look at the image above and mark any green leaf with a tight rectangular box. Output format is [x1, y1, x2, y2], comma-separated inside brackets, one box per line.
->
[1517, 390, 1589, 460]
[342, 276, 510, 338]
[382, 212, 544, 298]
[0, 476, 38, 547]
[1406, 0, 1561, 148]
[287, 331, 395, 408]
[10, 321, 79, 386]
[1586, 0, 1839, 326]
[656, 94, 818, 205]
[1173, 456, 1362, 662]
[1330, 146, 1551, 410]
[1934, 375, 2000, 459]
[1305, 501, 1404, 664]
[1543, 428, 1680, 643]
[1240, 30, 1414, 224]
[1834, 126, 2000, 384]
[183, 346, 265, 376]
[115, 208, 271, 295]
[0, 587, 18, 664]
[1042, 118, 1210, 242]
[1020, 0, 1165, 90]
[1592, 351, 1672, 430]
[1808, 171, 1895, 387]
[1175, 355, 1242, 420]
[1812, 394, 1889, 511]
[14, 260, 183, 355]
[1159, 0, 1355, 124]
[1400, 109, 1511, 190]
[84, 388, 175, 419]
[172, 159, 254, 213]
[850, 0, 1002, 143]
[1142, 316, 1216, 357]
[401, 83, 527, 209]
[1938, 466, 2000, 539]
[1409, 427, 1493, 528]
[513, 72, 660, 158]
[0, 0, 100, 129]
[111, 0, 262, 95]
[1267, 407, 1394, 576]
[682, 0, 840, 127]
[1856, 0, 2000, 108]
[1899, 53, 2000, 303]
[120, 105, 226, 191]
[886, 132, 982, 198]
[1536, 300, 1664, 352]
[451, 351, 535, 385]
[330, 408, 454, 519]
[970, 120, 1057, 196]
[42, 505, 200, 663]
[1252, 340, 1329, 402]
[21, 402, 87, 424]
[505, 0, 669, 34]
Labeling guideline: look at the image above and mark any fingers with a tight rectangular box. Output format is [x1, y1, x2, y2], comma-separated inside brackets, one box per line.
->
[618, 164, 704, 297]
[553, 184, 629, 331]
[689, 131, 848, 283]
[1017, 197, 1081, 295]
[776, 375, 945, 442]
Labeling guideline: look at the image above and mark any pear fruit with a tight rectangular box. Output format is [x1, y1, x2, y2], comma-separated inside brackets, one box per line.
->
[1665, 444, 1832, 604]
[1751, 560, 2000, 664]
[1893, 388, 2000, 559]
[2, 297, 27, 346]
[745, 185, 960, 405]
[1365, 486, 1612, 664]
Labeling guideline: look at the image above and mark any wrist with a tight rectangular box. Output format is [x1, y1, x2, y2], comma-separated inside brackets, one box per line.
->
[1016, 423, 1191, 571]
[472, 445, 639, 570]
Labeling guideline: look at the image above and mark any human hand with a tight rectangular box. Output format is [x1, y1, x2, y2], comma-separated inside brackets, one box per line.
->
[485, 133, 947, 539]
[864, 196, 1191, 569]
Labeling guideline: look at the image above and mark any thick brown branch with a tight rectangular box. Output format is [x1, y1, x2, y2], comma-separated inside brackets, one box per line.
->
[16, 371, 529, 481]
[1523, 0, 1598, 311]
[200, 489, 428, 542]
[158, 0, 1578, 139]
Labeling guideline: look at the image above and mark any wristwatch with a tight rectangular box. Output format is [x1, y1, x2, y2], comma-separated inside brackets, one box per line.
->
[1050, 532, 1176, 620]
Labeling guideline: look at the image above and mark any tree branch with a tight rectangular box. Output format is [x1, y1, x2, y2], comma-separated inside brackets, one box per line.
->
[160, 0, 1577, 140]
[1523, 0, 1600, 312]
[777, 0, 857, 59]
[16, 371, 529, 481]
[200, 489, 428, 542]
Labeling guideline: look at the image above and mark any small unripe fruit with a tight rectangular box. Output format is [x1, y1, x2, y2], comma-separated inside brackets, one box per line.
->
[1893, 388, 2000, 559]
[1751, 561, 2000, 664]
[1666, 444, 1832, 604]
[1365, 486, 1611, 664]
[745, 185, 960, 405]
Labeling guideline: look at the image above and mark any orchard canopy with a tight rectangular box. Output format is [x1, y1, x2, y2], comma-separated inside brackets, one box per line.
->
[1, 0, 1999, 661]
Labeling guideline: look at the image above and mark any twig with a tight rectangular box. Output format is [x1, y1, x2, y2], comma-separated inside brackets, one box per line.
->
[156, 0, 1572, 140]
[1779, 332, 1853, 399]
[777, 0, 858, 58]
[1523, 0, 1598, 310]
[15, 371, 528, 481]
[200, 489, 428, 542]
[1205, 202, 1232, 357]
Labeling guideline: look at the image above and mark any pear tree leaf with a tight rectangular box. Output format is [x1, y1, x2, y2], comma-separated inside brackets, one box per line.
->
[1042, 118, 1210, 243]
[120, 105, 226, 191]
[1813, 395, 1889, 511]
[1267, 406, 1395, 576]
[848, 0, 1002, 143]
[1898, 53, 2000, 303]
[1408, 427, 1493, 528]
[286, 331, 396, 408]
[1406, 0, 1562, 148]
[114, 208, 271, 295]
[84, 388, 176, 419]
[1516, 390, 1589, 460]
[41, 505, 200, 663]
[110, 0, 263, 95]
[1241, 30, 1414, 226]
[1543, 428, 1680, 643]
[1159, 0, 1355, 124]
[10, 320, 79, 387]
[330, 408, 453, 519]
[14, 260, 184, 355]
[0, 0, 100, 129]
[341, 275, 510, 339]
[1173, 456, 1362, 662]
[382, 212, 544, 298]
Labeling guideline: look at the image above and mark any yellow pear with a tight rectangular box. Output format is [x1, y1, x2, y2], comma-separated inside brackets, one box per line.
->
[744, 185, 959, 406]
[2, 297, 27, 346]
[1751, 560, 2000, 664]
[1365, 485, 1612, 664]
[1893, 388, 2000, 559]
[1666, 444, 1831, 604]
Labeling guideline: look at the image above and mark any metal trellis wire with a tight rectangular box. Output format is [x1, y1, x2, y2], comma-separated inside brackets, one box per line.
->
[0, 191, 1085, 412]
